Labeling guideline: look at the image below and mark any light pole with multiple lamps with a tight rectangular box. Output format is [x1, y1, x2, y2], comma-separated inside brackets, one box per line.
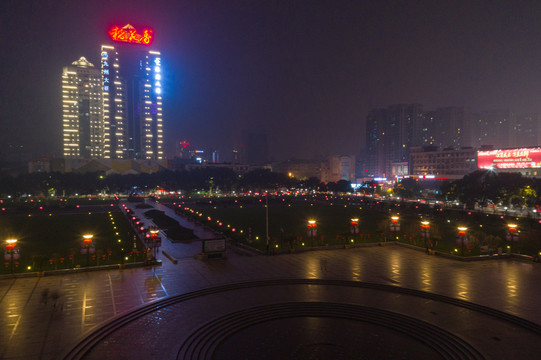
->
[307, 219, 317, 247]
[389, 216, 400, 242]
[506, 224, 519, 253]
[457, 227, 468, 256]
[350, 218, 359, 244]
[420, 221, 430, 252]
[5, 239, 19, 274]
[82, 234, 93, 267]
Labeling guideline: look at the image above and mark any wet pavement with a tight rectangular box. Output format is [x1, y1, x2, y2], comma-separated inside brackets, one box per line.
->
[1, 203, 541, 359]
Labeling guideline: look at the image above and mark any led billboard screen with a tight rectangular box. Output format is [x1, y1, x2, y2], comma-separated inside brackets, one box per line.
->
[477, 148, 541, 169]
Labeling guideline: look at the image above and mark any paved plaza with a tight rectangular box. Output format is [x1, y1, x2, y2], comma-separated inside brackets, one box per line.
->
[1, 204, 541, 359]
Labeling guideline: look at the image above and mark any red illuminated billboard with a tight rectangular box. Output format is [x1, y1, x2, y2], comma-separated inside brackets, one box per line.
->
[108, 24, 153, 46]
[477, 148, 541, 169]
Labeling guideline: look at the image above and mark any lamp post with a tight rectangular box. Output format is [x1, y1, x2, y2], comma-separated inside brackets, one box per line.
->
[5, 239, 18, 274]
[149, 229, 159, 261]
[420, 221, 430, 252]
[389, 216, 400, 242]
[307, 220, 317, 247]
[350, 218, 359, 244]
[457, 227, 467, 257]
[82, 234, 93, 267]
[265, 194, 270, 253]
[506, 224, 519, 253]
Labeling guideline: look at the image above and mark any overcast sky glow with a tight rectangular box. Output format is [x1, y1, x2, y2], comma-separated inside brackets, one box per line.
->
[2, 0, 541, 161]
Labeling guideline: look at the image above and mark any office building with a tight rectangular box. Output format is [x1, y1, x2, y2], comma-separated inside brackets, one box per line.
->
[364, 104, 424, 177]
[62, 57, 103, 158]
[62, 24, 163, 160]
[100, 42, 163, 159]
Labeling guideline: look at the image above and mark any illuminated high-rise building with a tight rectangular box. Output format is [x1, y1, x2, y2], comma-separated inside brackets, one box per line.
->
[62, 57, 103, 158]
[100, 46, 128, 159]
[62, 24, 163, 160]
[101, 25, 163, 160]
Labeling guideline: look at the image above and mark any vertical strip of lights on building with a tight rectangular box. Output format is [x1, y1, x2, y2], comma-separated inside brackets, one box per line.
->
[62, 69, 79, 157]
[101, 46, 112, 158]
[144, 50, 163, 160]
[101, 45, 128, 159]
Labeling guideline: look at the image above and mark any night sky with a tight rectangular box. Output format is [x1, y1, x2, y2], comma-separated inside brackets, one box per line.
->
[2, 0, 541, 162]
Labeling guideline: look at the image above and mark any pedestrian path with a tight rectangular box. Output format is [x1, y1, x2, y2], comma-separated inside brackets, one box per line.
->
[122, 200, 218, 263]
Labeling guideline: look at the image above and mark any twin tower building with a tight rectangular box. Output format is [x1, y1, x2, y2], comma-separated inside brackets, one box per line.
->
[62, 25, 163, 161]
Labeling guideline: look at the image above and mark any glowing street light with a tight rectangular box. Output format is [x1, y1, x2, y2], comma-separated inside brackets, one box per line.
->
[307, 219, 317, 247]
[420, 221, 431, 252]
[350, 218, 359, 244]
[5, 239, 19, 274]
[506, 224, 519, 253]
[82, 234, 94, 266]
[457, 227, 468, 256]
[389, 216, 400, 241]
[83, 234, 93, 244]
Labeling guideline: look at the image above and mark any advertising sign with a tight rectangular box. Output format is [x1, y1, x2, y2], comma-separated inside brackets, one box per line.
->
[108, 24, 153, 46]
[477, 148, 541, 169]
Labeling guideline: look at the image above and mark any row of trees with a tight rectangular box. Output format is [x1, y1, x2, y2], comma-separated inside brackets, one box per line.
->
[391, 169, 541, 209]
[438, 170, 540, 208]
[0, 169, 354, 197]
[4, 167, 538, 208]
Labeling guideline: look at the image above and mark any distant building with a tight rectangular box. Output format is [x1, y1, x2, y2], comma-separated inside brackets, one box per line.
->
[212, 150, 219, 163]
[62, 57, 103, 159]
[272, 160, 323, 180]
[184, 162, 249, 173]
[391, 162, 409, 177]
[473, 109, 513, 149]
[28, 158, 51, 173]
[364, 104, 423, 177]
[409, 146, 478, 178]
[511, 113, 539, 148]
[322, 155, 356, 183]
[239, 131, 268, 165]
[425, 107, 473, 149]
[177, 141, 192, 159]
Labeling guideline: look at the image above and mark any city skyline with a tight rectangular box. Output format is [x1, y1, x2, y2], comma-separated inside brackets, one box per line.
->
[3, 1, 541, 162]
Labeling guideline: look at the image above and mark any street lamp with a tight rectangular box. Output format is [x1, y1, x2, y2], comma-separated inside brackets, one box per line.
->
[149, 229, 159, 261]
[420, 221, 430, 252]
[307, 219, 317, 247]
[506, 224, 519, 253]
[82, 234, 93, 266]
[350, 218, 359, 244]
[5, 239, 18, 274]
[389, 216, 400, 242]
[457, 227, 468, 256]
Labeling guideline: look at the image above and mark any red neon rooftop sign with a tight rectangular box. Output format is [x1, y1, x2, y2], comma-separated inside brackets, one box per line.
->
[108, 24, 153, 46]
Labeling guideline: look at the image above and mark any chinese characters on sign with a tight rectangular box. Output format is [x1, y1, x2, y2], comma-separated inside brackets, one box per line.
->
[478, 147, 541, 169]
[101, 51, 110, 92]
[108, 25, 153, 46]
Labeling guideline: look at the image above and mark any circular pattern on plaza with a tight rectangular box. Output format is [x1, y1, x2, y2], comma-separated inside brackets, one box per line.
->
[64, 279, 541, 360]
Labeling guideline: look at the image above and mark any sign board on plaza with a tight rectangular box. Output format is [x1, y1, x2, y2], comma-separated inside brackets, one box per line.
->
[478, 147, 541, 169]
[203, 239, 226, 253]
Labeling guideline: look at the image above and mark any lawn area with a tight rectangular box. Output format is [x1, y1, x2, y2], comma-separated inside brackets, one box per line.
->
[1, 195, 120, 212]
[176, 194, 541, 257]
[0, 209, 143, 274]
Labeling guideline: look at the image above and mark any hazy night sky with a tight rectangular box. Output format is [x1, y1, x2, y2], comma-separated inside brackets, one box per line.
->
[2, 0, 541, 161]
